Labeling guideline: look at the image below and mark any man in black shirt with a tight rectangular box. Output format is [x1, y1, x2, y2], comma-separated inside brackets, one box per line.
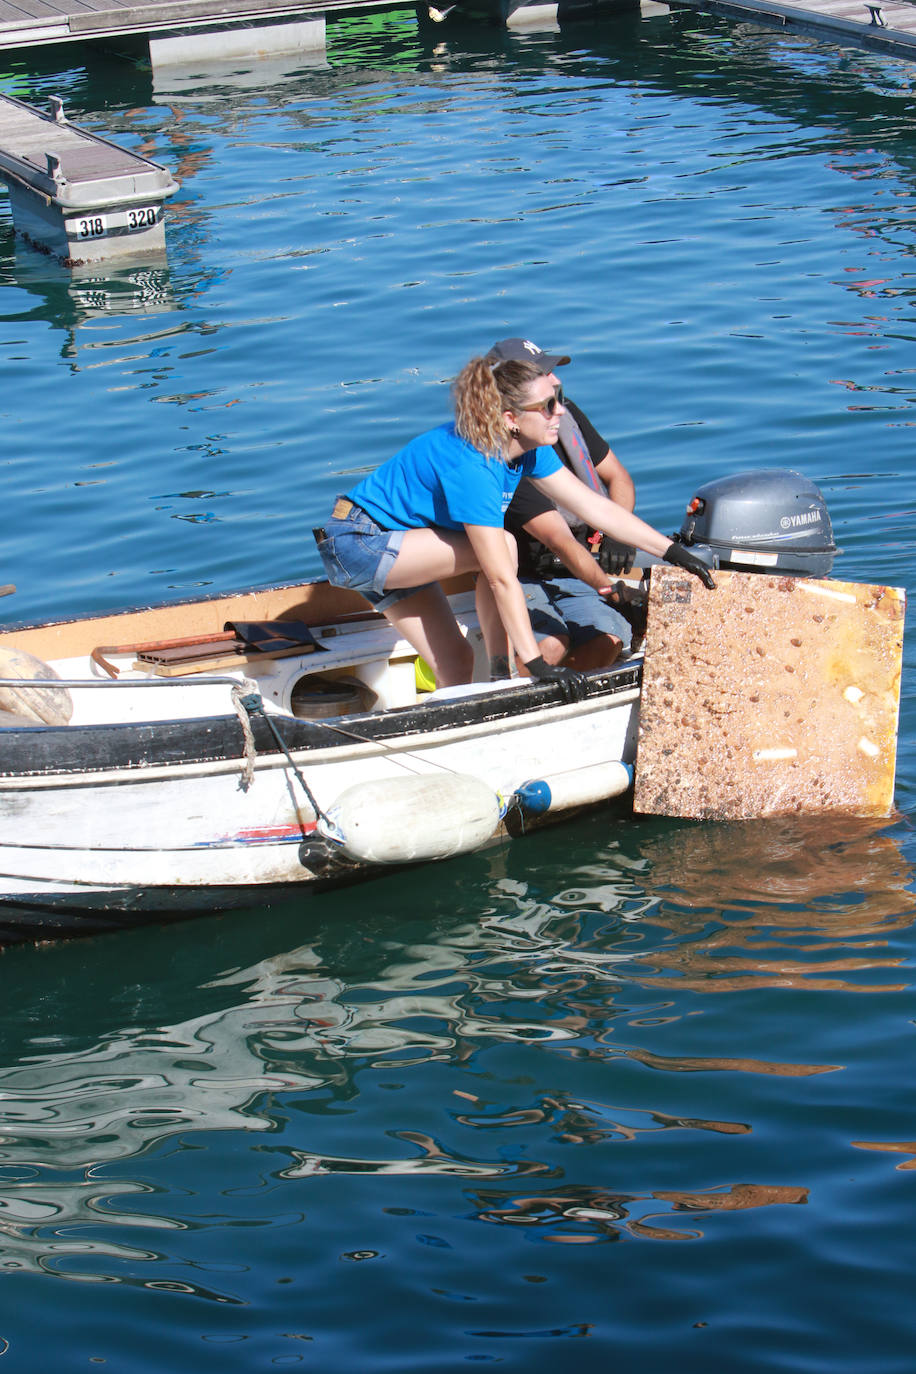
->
[486, 337, 639, 671]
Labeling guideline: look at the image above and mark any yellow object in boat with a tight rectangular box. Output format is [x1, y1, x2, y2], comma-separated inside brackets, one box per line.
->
[415, 656, 436, 693]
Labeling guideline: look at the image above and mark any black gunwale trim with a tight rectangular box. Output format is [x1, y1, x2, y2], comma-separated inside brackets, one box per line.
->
[0, 663, 641, 780]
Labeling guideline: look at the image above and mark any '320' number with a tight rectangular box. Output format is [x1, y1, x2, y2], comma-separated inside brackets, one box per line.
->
[127, 207, 157, 230]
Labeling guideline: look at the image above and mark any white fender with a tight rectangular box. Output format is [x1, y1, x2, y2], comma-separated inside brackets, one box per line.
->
[318, 773, 502, 864]
[513, 761, 633, 815]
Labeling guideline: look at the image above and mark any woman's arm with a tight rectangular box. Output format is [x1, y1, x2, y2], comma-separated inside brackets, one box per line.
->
[532, 467, 671, 557]
[463, 523, 541, 664]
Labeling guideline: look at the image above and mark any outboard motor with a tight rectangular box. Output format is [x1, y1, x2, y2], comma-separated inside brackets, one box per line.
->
[675, 468, 837, 578]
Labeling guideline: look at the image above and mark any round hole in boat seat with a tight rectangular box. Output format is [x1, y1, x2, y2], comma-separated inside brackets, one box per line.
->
[0, 647, 73, 726]
[290, 675, 374, 719]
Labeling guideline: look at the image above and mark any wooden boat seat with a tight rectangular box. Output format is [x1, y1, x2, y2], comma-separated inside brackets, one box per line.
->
[84, 592, 485, 713]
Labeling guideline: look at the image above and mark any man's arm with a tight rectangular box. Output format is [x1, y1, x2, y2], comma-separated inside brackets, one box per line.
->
[595, 448, 635, 512]
[563, 398, 635, 511]
[531, 467, 672, 558]
[522, 508, 610, 592]
[531, 468, 715, 588]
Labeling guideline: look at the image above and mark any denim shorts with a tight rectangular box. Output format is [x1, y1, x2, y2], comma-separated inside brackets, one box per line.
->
[315, 499, 435, 611]
[522, 575, 632, 651]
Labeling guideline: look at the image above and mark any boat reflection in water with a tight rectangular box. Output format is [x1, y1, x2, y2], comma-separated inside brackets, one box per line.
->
[467, 1179, 812, 1246]
[606, 814, 916, 994]
[0, 814, 911, 1283]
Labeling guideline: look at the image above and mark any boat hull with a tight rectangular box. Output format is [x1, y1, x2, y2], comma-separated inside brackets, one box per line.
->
[0, 667, 641, 931]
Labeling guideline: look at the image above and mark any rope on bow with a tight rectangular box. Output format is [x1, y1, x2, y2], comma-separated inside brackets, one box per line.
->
[231, 683, 328, 824]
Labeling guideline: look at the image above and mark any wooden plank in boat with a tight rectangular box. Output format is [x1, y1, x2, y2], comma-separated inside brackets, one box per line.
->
[90, 619, 324, 677]
[633, 566, 905, 820]
[135, 633, 322, 676]
[135, 644, 313, 676]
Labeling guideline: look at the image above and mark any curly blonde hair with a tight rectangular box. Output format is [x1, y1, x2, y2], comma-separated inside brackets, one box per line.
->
[452, 357, 543, 460]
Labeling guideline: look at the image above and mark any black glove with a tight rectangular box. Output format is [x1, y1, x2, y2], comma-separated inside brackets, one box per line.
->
[662, 541, 716, 589]
[596, 537, 635, 576]
[599, 581, 648, 641]
[523, 655, 589, 703]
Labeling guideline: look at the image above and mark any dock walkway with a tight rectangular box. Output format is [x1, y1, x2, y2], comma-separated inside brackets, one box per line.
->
[0, 0, 328, 47]
[0, 0, 915, 61]
[0, 0, 371, 66]
[672, 0, 916, 59]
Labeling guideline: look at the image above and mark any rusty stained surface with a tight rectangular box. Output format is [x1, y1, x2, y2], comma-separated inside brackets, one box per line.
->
[633, 567, 906, 820]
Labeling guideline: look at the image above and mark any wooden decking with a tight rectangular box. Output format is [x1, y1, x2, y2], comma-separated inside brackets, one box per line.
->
[671, 0, 916, 58]
[0, 0, 371, 50]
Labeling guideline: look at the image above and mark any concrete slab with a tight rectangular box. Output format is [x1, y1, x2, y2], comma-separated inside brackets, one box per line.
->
[633, 566, 905, 820]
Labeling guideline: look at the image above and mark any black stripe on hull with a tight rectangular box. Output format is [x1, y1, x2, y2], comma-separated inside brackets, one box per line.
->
[0, 664, 641, 779]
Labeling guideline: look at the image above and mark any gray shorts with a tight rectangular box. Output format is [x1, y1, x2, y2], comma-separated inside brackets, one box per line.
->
[522, 575, 632, 652]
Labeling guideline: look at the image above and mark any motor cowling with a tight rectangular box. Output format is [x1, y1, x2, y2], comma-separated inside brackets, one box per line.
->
[677, 468, 837, 578]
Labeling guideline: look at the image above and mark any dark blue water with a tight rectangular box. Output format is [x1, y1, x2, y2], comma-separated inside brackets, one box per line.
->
[0, 10, 915, 1370]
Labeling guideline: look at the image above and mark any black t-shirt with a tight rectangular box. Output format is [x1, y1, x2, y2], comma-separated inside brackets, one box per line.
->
[505, 398, 609, 572]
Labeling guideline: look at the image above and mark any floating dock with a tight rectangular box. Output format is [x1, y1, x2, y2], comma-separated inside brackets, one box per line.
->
[0, 0, 910, 264]
[0, 0, 913, 64]
[0, 0, 329, 67]
[453, 0, 916, 53]
[0, 94, 176, 264]
[670, 0, 916, 59]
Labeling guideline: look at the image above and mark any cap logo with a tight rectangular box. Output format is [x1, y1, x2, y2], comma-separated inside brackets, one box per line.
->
[522, 340, 541, 356]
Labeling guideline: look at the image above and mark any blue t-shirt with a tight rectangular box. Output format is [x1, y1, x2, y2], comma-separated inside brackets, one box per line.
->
[349, 423, 562, 531]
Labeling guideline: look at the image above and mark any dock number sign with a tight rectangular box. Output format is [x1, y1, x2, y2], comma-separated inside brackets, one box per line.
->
[70, 206, 159, 241]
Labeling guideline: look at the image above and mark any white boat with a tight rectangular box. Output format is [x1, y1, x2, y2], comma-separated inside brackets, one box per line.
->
[0, 572, 642, 935]
[0, 467, 839, 939]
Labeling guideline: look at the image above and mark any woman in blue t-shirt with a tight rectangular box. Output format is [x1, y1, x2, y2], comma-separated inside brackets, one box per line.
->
[316, 356, 713, 692]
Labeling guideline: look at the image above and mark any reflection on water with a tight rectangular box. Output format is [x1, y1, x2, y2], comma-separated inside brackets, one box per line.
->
[452, 1091, 752, 1142]
[1, 241, 175, 335]
[31, 259, 176, 368]
[622, 817, 916, 991]
[622, 1046, 839, 1075]
[850, 1139, 916, 1169]
[151, 52, 329, 103]
[469, 1180, 809, 1245]
[0, 812, 910, 1284]
[279, 1132, 555, 1179]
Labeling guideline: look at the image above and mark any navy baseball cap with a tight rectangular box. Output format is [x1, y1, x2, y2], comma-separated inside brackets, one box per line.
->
[485, 337, 571, 372]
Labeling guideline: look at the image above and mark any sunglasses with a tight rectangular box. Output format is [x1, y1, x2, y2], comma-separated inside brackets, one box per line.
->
[519, 389, 562, 417]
